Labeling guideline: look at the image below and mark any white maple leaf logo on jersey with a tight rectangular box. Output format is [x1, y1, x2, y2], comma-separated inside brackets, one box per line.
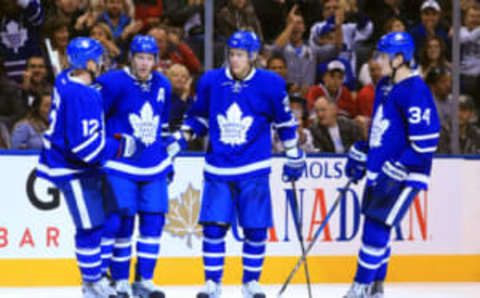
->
[217, 102, 253, 146]
[129, 102, 159, 146]
[369, 105, 390, 148]
[1, 21, 27, 54]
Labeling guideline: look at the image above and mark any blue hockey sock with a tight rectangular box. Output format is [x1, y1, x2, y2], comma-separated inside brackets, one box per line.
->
[136, 212, 165, 280]
[100, 212, 121, 276]
[242, 228, 267, 284]
[75, 226, 102, 283]
[202, 225, 227, 283]
[111, 216, 134, 281]
[354, 217, 391, 284]
[375, 244, 391, 281]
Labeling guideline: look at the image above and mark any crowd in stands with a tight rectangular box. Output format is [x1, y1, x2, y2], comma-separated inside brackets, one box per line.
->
[0, 0, 479, 154]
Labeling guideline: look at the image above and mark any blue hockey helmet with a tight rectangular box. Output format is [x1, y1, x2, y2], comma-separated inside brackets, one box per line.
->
[376, 32, 415, 63]
[227, 30, 261, 59]
[130, 34, 159, 58]
[66, 37, 103, 70]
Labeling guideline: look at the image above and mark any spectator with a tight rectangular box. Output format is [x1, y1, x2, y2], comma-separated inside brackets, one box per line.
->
[310, 0, 373, 75]
[250, 0, 287, 42]
[361, 0, 412, 40]
[11, 91, 51, 149]
[310, 96, 364, 153]
[21, 56, 52, 103]
[306, 60, 357, 119]
[317, 57, 356, 91]
[134, 0, 163, 29]
[90, 22, 121, 70]
[148, 25, 201, 74]
[98, 0, 132, 40]
[273, 96, 316, 153]
[409, 0, 450, 59]
[426, 67, 453, 128]
[357, 16, 405, 87]
[460, 5, 480, 99]
[0, 58, 28, 129]
[273, 5, 337, 96]
[0, 122, 10, 149]
[357, 59, 383, 119]
[216, 0, 263, 42]
[46, 0, 84, 36]
[419, 35, 451, 78]
[0, 0, 44, 82]
[166, 64, 193, 131]
[438, 95, 480, 154]
[43, 17, 71, 71]
[383, 16, 406, 33]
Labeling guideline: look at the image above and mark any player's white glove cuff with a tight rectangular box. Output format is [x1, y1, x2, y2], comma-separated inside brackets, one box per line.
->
[285, 147, 305, 168]
[348, 145, 367, 163]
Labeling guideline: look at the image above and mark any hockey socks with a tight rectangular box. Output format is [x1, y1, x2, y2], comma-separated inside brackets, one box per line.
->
[75, 226, 103, 282]
[136, 212, 165, 280]
[111, 216, 134, 281]
[375, 244, 391, 281]
[100, 212, 121, 276]
[354, 217, 391, 284]
[242, 228, 267, 284]
[202, 225, 227, 283]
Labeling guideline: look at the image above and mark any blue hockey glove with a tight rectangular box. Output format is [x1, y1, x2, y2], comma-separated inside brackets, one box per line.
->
[345, 141, 368, 183]
[115, 134, 144, 159]
[282, 147, 306, 182]
[373, 160, 408, 199]
[165, 131, 188, 158]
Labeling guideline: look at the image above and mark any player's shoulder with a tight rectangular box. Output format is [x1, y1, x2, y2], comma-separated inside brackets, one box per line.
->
[152, 71, 172, 87]
[197, 68, 224, 87]
[96, 69, 126, 84]
[253, 68, 286, 87]
[397, 75, 431, 95]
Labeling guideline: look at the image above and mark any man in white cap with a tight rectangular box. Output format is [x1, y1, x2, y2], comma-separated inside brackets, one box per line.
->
[409, 0, 450, 58]
[306, 59, 357, 119]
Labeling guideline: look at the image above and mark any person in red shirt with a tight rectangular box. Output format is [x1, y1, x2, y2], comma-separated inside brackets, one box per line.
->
[357, 58, 384, 118]
[148, 25, 201, 74]
[306, 60, 357, 118]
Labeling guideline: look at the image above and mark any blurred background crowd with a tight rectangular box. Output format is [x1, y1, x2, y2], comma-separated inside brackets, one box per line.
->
[0, 0, 479, 154]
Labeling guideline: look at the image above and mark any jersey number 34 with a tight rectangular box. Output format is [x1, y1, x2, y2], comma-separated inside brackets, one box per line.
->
[408, 107, 431, 126]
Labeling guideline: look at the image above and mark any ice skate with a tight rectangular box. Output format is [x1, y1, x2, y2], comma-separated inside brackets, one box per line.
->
[369, 280, 384, 298]
[115, 279, 133, 298]
[132, 278, 165, 298]
[241, 280, 266, 298]
[343, 282, 370, 298]
[196, 279, 221, 298]
[82, 277, 116, 298]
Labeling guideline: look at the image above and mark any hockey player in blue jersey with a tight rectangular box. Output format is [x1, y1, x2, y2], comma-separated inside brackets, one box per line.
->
[95, 35, 174, 298]
[36, 37, 142, 298]
[343, 32, 440, 298]
[174, 30, 306, 298]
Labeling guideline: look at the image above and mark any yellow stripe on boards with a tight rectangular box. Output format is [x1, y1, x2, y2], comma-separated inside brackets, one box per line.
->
[0, 255, 479, 286]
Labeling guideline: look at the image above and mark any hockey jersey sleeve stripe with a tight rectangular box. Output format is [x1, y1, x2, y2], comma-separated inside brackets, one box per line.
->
[36, 164, 82, 176]
[406, 173, 430, 185]
[83, 133, 106, 163]
[274, 118, 298, 128]
[386, 186, 413, 226]
[409, 133, 440, 141]
[195, 116, 209, 128]
[204, 159, 271, 176]
[104, 158, 171, 175]
[411, 142, 437, 153]
[72, 132, 100, 153]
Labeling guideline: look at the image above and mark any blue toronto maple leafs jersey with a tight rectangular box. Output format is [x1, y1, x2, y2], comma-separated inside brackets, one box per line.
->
[366, 75, 440, 189]
[96, 68, 172, 181]
[184, 67, 298, 180]
[37, 70, 121, 183]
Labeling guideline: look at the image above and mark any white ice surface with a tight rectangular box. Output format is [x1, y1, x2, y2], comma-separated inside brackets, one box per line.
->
[0, 283, 479, 298]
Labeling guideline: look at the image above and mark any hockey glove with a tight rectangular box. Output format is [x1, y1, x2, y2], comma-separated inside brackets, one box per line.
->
[345, 141, 368, 183]
[282, 147, 306, 182]
[115, 134, 144, 159]
[373, 160, 408, 199]
[165, 131, 188, 158]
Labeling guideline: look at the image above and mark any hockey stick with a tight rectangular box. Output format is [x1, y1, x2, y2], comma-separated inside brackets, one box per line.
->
[288, 181, 313, 298]
[278, 179, 354, 297]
